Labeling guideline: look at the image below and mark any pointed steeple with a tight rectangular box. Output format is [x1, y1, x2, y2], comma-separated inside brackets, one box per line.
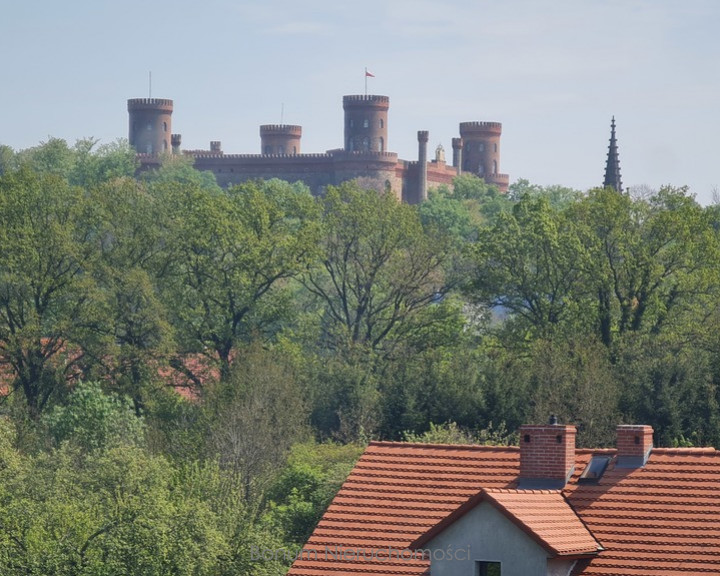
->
[603, 116, 623, 192]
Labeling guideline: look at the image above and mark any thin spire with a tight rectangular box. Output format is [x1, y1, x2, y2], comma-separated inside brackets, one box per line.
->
[603, 116, 623, 192]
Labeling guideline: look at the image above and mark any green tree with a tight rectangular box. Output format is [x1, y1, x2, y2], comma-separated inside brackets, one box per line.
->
[471, 195, 591, 338]
[0, 169, 104, 416]
[302, 181, 454, 355]
[43, 381, 145, 452]
[162, 179, 320, 381]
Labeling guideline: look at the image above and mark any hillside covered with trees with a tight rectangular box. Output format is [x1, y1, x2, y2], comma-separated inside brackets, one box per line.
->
[1, 138, 719, 574]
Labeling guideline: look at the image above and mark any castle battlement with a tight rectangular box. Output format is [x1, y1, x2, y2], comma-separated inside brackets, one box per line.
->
[260, 124, 302, 135]
[330, 150, 398, 161]
[459, 121, 502, 134]
[127, 98, 173, 111]
[343, 95, 390, 107]
[188, 152, 333, 160]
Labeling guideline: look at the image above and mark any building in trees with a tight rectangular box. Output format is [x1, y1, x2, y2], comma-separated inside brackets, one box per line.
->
[128, 95, 509, 202]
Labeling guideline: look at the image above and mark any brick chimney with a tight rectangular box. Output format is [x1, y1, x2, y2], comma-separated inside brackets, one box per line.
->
[518, 417, 576, 489]
[616, 425, 653, 468]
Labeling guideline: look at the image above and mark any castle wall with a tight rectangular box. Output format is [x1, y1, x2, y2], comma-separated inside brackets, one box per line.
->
[192, 153, 336, 193]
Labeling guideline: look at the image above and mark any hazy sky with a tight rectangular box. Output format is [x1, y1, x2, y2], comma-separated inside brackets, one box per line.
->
[2, 0, 718, 203]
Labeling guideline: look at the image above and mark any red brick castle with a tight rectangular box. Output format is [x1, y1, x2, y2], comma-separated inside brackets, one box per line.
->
[128, 95, 509, 202]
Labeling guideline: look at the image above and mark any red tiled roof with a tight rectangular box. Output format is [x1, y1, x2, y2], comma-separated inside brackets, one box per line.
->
[290, 442, 519, 576]
[290, 442, 720, 576]
[566, 447, 720, 575]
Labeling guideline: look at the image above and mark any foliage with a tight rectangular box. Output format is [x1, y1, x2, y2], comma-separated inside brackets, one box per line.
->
[0, 168, 105, 416]
[43, 381, 145, 451]
[302, 181, 454, 356]
[161, 178, 321, 380]
[266, 441, 364, 545]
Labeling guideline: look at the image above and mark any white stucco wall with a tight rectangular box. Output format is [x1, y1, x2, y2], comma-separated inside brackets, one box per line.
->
[423, 501, 556, 576]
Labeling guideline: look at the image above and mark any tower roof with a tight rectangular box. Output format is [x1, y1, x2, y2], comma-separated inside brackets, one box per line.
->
[603, 116, 623, 192]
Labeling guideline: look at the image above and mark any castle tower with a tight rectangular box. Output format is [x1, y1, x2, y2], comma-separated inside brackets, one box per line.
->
[127, 98, 173, 155]
[459, 122, 501, 179]
[603, 116, 623, 192]
[343, 95, 389, 153]
[260, 125, 302, 155]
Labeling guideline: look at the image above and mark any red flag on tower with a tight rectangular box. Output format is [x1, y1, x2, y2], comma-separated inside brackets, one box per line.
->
[365, 70, 375, 77]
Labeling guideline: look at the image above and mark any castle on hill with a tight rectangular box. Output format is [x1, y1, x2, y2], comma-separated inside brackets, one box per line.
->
[128, 95, 509, 202]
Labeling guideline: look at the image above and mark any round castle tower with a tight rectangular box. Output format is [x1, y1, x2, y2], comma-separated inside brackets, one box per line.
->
[459, 121, 502, 178]
[260, 125, 302, 155]
[127, 98, 173, 155]
[343, 95, 389, 153]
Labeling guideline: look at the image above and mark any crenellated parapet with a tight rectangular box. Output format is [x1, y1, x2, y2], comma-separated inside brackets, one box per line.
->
[127, 98, 173, 111]
[342, 95, 390, 108]
[459, 121, 502, 135]
[260, 124, 302, 135]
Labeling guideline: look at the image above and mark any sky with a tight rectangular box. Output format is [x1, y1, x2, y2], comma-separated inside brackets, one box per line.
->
[1, 0, 718, 203]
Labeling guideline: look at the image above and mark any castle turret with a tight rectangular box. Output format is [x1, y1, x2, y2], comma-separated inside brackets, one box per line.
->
[417, 130, 429, 202]
[452, 137, 463, 175]
[260, 124, 302, 155]
[127, 98, 173, 155]
[343, 95, 389, 153]
[171, 133, 182, 154]
[603, 116, 623, 192]
[458, 121, 508, 192]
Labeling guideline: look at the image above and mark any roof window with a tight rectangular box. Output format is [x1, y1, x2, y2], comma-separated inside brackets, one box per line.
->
[578, 455, 612, 484]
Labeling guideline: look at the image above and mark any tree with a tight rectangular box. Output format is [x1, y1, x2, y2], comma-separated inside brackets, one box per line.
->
[43, 381, 145, 452]
[0, 168, 105, 416]
[302, 181, 455, 355]
[207, 344, 308, 502]
[570, 186, 720, 347]
[162, 179, 320, 381]
[470, 195, 592, 338]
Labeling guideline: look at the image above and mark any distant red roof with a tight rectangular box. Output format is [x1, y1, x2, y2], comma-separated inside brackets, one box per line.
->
[289, 441, 720, 576]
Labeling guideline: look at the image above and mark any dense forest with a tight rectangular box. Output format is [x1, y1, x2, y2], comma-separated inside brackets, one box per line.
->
[1, 138, 719, 574]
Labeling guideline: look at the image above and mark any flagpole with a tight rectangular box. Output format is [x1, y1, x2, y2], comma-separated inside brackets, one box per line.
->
[364, 67, 368, 96]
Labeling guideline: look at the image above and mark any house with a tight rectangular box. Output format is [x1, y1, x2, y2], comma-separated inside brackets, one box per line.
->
[287, 421, 720, 576]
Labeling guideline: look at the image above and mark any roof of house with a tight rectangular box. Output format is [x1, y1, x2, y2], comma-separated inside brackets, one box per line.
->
[288, 441, 720, 576]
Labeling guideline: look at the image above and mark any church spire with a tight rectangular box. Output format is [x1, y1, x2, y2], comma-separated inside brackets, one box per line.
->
[603, 116, 623, 192]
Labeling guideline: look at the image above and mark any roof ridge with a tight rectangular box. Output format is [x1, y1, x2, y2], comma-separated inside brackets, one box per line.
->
[652, 447, 718, 455]
[368, 441, 519, 451]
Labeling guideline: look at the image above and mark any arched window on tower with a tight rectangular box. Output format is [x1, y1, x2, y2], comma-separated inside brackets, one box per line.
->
[494, 143, 498, 153]
[348, 140, 354, 152]
[163, 121, 167, 132]
[163, 140, 168, 152]
[146, 143, 153, 154]
[380, 119, 384, 129]
[379, 138, 384, 152]
[362, 137, 370, 151]
[493, 160, 498, 174]
[363, 119, 369, 128]
[478, 163, 484, 175]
